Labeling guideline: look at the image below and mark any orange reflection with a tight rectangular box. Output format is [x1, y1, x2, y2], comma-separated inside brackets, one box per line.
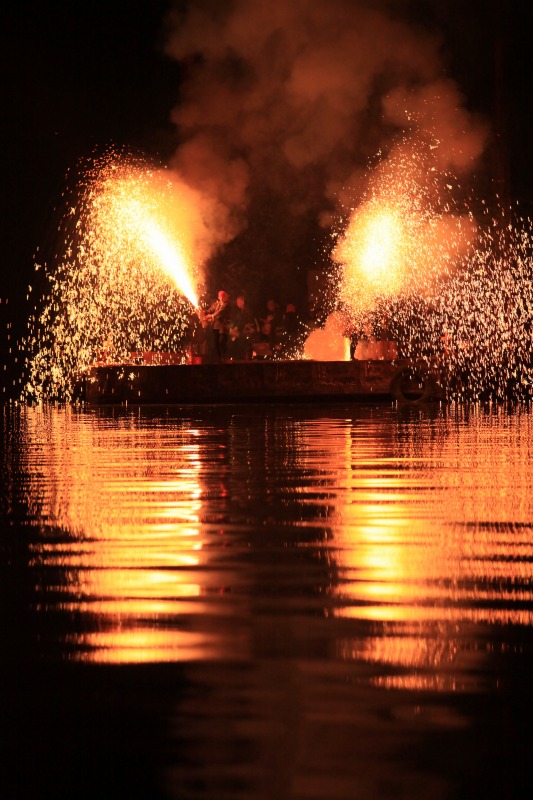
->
[310, 409, 533, 688]
[17, 404, 533, 683]
[21, 406, 246, 664]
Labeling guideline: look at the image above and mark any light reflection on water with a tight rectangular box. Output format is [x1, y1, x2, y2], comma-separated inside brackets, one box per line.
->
[2, 402, 533, 798]
[4, 403, 533, 671]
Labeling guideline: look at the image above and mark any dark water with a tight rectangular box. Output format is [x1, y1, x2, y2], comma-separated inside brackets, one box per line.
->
[1, 402, 532, 799]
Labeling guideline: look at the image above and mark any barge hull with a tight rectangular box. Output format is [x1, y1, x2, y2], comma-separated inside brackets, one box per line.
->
[81, 359, 441, 405]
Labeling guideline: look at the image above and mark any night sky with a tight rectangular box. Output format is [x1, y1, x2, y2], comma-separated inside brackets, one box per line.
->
[2, 0, 533, 338]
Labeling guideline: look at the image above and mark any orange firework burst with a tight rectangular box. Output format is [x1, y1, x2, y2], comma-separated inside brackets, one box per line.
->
[329, 142, 533, 402]
[87, 163, 200, 308]
[21, 149, 204, 402]
[334, 201, 407, 301]
[333, 143, 477, 315]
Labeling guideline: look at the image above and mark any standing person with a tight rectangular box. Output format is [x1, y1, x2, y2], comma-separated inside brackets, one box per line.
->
[232, 293, 259, 360]
[232, 293, 258, 335]
[260, 298, 283, 332]
[202, 290, 231, 362]
[230, 293, 259, 361]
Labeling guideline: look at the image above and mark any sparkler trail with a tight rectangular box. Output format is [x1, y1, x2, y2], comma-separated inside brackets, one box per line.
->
[21, 150, 203, 403]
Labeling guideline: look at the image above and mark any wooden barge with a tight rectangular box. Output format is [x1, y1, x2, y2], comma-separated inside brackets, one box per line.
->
[79, 357, 444, 406]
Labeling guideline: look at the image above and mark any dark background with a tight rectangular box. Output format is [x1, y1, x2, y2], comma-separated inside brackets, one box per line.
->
[1, 0, 532, 379]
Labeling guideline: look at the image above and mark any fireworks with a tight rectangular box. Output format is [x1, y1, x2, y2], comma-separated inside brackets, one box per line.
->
[333, 143, 477, 312]
[332, 143, 533, 402]
[21, 149, 203, 402]
[430, 217, 533, 401]
[18, 140, 533, 405]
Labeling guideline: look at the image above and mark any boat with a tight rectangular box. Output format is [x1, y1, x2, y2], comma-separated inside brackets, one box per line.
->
[77, 353, 445, 406]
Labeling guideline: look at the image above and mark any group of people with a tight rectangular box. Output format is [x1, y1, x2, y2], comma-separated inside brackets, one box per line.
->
[194, 290, 307, 363]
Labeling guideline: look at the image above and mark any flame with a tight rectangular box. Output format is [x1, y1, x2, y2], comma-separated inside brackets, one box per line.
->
[357, 209, 403, 284]
[303, 312, 350, 360]
[141, 221, 199, 309]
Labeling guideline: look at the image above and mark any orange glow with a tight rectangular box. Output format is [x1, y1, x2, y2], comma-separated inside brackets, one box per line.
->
[22, 407, 247, 664]
[22, 151, 206, 402]
[17, 405, 533, 676]
[335, 203, 406, 299]
[292, 410, 533, 690]
[93, 169, 200, 308]
[66, 630, 223, 664]
[333, 146, 477, 316]
[303, 311, 351, 360]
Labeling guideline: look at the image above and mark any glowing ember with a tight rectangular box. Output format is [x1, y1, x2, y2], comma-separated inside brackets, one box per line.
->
[21, 150, 203, 402]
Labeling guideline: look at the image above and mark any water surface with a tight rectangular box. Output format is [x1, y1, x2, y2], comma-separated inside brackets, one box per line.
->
[1, 402, 532, 799]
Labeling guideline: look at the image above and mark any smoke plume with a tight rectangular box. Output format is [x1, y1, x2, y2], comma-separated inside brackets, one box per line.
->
[161, 0, 488, 292]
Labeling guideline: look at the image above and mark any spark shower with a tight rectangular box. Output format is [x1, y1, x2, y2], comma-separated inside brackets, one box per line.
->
[19, 146, 533, 404]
